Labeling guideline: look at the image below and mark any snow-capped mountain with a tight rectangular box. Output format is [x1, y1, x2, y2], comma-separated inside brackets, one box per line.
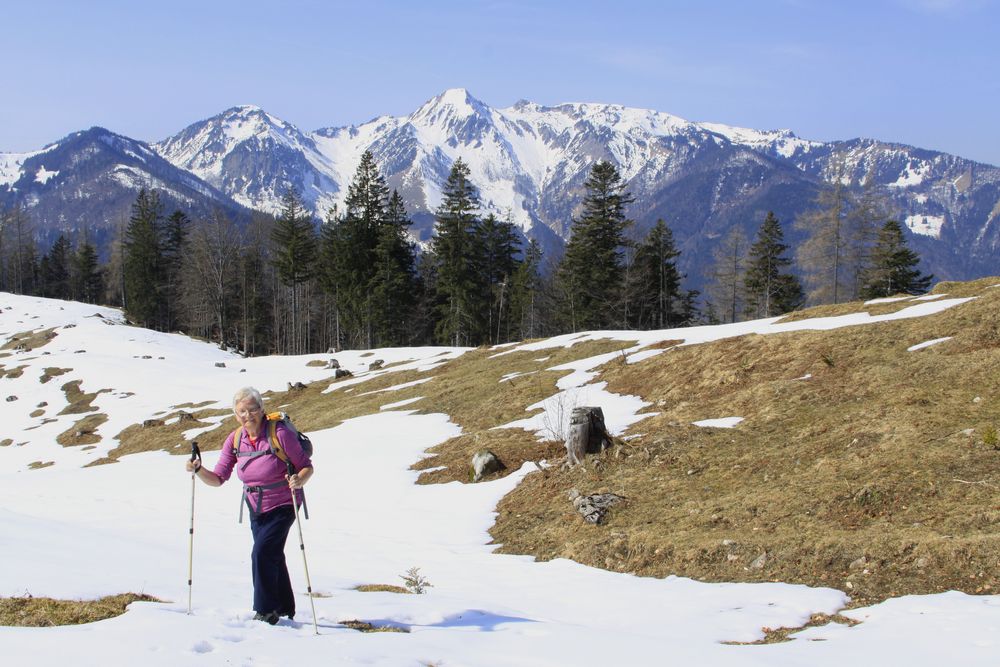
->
[3, 89, 998, 284]
[155, 105, 341, 216]
[0, 127, 246, 252]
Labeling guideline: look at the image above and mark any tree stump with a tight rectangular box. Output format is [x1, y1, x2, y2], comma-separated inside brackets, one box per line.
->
[565, 406, 612, 466]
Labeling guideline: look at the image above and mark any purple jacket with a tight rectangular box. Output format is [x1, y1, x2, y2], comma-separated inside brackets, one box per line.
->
[212, 419, 313, 514]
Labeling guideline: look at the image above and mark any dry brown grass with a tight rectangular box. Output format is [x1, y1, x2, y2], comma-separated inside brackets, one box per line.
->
[489, 279, 1000, 607]
[58, 380, 109, 415]
[90, 407, 230, 466]
[406, 340, 631, 484]
[57, 414, 109, 447]
[1, 327, 58, 351]
[339, 619, 409, 633]
[355, 584, 411, 594]
[28, 461, 54, 470]
[40, 367, 71, 384]
[0, 363, 27, 379]
[0, 593, 160, 627]
[723, 613, 861, 645]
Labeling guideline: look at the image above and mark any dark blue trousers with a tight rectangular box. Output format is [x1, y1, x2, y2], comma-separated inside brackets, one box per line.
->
[248, 503, 296, 618]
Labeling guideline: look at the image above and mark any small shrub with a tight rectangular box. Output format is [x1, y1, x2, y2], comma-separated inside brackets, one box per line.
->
[983, 425, 999, 450]
[400, 567, 433, 594]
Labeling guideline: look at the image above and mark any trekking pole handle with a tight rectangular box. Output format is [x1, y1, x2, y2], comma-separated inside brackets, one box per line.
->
[190, 441, 201, 461]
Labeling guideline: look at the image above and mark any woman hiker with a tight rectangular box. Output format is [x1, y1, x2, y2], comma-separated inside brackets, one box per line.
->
[185, 386, 314, 625]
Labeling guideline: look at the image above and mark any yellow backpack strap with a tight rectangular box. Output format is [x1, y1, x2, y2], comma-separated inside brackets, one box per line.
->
[232, 426, 243, 453]
[266, 414, 289, 464]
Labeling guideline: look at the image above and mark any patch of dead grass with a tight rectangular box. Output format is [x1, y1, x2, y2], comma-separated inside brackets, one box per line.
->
[28, 461, 54, 470]
[58, 380, 109, 415]
[1, 327, 58, 351]
[355, 584, 411, 594]
[91, 408, 230, 465]
[40, 367, 71, 384]
[489, 280, 1000, 607]
[57, 413, 109, 447]
[339, 619, 409, 633]
[723, 613, 861, 645]
[0, 364, 27, 379]
[0, 593, 161, 627]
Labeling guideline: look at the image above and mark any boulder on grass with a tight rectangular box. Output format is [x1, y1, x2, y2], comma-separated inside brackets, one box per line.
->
[471, 450, 503, 482]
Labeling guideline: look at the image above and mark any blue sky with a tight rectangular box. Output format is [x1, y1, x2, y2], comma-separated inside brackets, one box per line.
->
[4, 0, 998, 165]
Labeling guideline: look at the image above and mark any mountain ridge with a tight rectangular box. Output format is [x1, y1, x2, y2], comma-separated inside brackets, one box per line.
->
[2, 89, 998, 285]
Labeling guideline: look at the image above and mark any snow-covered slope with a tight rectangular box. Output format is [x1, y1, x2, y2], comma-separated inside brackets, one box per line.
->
[3, 290, 1000, 666]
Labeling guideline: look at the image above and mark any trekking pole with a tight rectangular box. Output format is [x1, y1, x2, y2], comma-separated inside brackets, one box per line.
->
[187, 441, 200, 615]
[287, 460, 319, 635]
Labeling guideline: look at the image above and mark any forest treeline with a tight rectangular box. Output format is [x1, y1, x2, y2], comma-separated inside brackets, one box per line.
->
[0, 154, 931, 355]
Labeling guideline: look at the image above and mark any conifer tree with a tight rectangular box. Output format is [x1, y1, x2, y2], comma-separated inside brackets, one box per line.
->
[743, 212, 803, 318]
[327, 151, 389, 348]
[124, 188, 165, 327]
[846, 175, 886, 298]
[432, 158, 486, 345]
[237, 212, 276, 356]
[270, 187, 318, 354]
[510, 239, 543, 340]
[370, 190, 419, 346]
[41, 234, 72, 299]
[72, 235, 103, 304]
[161, 210, 190, 330]
[626, 219, 688, 329]
[477, 213, 522, 343]
[556, 160, 634, 331]
[860, 220, 933, 298]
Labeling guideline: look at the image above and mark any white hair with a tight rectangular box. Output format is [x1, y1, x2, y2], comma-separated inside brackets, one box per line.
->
[232, 386, 264, 410]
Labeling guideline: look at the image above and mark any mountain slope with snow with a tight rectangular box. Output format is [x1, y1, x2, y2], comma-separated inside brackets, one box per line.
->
[3, 89, 998, 285]
[3, 283, 1000, 665]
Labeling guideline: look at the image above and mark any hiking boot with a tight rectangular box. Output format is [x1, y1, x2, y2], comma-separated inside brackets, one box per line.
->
[253, 611, 280, 625]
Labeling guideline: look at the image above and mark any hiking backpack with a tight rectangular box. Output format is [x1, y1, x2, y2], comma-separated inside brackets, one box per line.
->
[232, 411, 312, 521]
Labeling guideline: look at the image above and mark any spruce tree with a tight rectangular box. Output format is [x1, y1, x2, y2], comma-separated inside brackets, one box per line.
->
[329, 150, 389, 348]
[743, 212, 803, 318]
[477, 213, 522, 343]
[510, 239, 543, 340]
[556, 160, 634, 331]
[432, 158, 486, 345]
[124, 188, 165, 327]
[72, 236, 103, 304]
[161, 210, 190, 330]
[270, 187, 318, 354]
[370, 190, 419, 346]
[860, 220, 933, 298]
[41, 234, 72, 299]
[237, 212, 276, 355]
[626, 219, 687, 329]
